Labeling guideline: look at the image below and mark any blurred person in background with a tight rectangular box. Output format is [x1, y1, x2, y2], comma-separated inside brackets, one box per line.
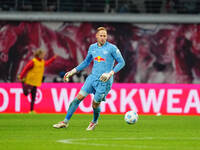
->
[18, 49, 56, 113]
[53, 27, 125, 130]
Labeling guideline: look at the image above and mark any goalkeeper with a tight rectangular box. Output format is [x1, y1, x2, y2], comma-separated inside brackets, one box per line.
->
[53, 27, 125, 130]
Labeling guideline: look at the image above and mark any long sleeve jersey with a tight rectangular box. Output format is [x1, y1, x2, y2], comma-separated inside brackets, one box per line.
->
[76, 41, 125, 77]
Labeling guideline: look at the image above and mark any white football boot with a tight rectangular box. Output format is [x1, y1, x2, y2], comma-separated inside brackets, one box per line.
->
[53, 121, 69, 128]
[86, 122, 97, 131]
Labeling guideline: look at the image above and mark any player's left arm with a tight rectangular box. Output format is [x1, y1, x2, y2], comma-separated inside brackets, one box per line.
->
[111, 47, 125, 73]
[100, 47, 125, 82]
[45, 55, 57, 66]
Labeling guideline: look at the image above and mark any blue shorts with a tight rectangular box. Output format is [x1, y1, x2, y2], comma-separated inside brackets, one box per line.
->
[80, 74, 113, 103]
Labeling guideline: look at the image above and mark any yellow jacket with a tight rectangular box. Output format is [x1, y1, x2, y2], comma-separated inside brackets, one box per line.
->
[25, 58, 45, 87]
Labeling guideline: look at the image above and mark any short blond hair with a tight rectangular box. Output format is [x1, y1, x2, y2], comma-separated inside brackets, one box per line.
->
[34, 49, 45, 57]
[96, 27, 107, 33]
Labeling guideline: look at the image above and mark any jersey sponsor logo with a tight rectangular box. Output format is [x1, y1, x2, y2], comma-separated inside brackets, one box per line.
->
[94, 56, 105, 62]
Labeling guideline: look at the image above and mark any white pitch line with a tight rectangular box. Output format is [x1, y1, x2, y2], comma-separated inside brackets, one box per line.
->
[57, 137, 200, 149]
[57, 139, 160, 149]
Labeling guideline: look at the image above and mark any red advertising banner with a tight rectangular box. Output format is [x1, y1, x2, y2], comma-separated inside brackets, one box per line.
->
[0, 83, 200, 115]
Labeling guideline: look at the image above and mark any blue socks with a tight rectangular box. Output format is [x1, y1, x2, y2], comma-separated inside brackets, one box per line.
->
[92, 107, 101, 123]
[64, 98, 101, 124]
[64, 98, 81, 123]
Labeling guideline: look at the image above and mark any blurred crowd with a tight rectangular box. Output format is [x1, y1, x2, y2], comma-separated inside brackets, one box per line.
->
[0, 0, 200, 14]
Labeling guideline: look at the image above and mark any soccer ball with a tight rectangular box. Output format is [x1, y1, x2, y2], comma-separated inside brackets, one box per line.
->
[124, 110, 139, 124]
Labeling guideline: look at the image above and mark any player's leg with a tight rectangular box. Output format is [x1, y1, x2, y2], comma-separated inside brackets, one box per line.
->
[53, 75, 94, 128]
[65, 75, 94, 123]
[86, 81, 112, 131]
[86, 93, 102, 131]
[30, 86, 37, 112]
[86, 100, 101, 131]
[22, 83, 29, 96]
[53, 92, 86, 128]
[92, 99, 101, 124]
[64, 92, 86, 123]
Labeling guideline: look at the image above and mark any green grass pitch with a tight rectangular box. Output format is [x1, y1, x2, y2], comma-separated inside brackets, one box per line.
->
[0, 114, 200, 150]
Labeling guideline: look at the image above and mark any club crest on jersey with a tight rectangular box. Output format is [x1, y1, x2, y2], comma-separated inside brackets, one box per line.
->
[103, 50, 108, 55]
[94, 56, 105, 62]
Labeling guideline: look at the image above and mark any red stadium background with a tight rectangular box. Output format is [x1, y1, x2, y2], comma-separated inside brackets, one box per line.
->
[1, 22, 200, 83]
[1, 22, 200, 115]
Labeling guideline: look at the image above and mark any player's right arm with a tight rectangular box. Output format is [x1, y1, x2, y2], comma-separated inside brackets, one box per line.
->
[75, 48, 93, 72]
[64, 47, 93, 82]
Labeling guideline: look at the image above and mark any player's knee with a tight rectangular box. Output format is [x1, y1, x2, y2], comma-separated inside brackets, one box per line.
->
[76, 93, 85, 101]
[92, 100, 100, 109]
[77, 90, 88, 101]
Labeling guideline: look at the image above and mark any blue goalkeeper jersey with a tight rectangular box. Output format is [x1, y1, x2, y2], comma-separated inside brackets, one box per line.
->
[76, 41, 125, 77]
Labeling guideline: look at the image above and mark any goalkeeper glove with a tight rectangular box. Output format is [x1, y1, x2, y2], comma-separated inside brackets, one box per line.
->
[99, 71, 114, 82]
[64, 68, 77, 82]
